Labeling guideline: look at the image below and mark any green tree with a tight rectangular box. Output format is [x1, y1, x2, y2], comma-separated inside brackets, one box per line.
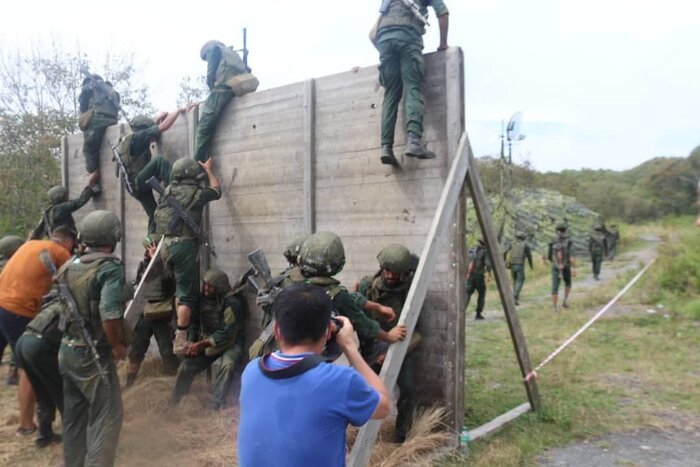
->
[0, 41, 154, 235]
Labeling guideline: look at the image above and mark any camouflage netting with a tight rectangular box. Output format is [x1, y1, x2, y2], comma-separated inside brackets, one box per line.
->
[466, 188, 601, 257]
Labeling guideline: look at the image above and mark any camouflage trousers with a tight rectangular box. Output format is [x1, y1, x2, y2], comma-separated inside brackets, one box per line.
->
[59, 343, 122, 467]
[194, 86, 235, 162]
[377, 37, 425, 146]
[82, 113, 118, 173]
[591, 253, 603, 279]
[171, 343, 244, 409]
[161, 238, 199, 310]
[128, 316, 178, 375]
[510, 263, 526, 301]
[131, 156, 172, 234]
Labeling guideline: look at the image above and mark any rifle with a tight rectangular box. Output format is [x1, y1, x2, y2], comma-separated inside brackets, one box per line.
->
[38, 250, 110, 387]
[247, 248, 287, 357]
[108, 137, 135, 196]
[145, 176, 217, 258]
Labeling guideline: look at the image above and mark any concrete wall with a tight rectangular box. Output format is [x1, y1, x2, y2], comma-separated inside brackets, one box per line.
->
[62, 48, 467, 428]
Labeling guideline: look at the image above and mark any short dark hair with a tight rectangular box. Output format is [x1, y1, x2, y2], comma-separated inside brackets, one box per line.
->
[274, 284, 332, 345]
[51, 226, 77, 244]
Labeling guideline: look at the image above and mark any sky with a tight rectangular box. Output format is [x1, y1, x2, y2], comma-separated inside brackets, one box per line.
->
[1, 0, 698, 172]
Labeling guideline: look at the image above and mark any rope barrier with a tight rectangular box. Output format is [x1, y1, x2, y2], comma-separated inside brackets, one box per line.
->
[524, 258, 657, 381]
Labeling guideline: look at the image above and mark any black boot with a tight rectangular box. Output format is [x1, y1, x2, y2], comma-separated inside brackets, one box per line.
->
[380, 145, 400, 166]
[405, 132, 435, 159]
[36, 423, 62, 448]
[475, 312, 485, 320]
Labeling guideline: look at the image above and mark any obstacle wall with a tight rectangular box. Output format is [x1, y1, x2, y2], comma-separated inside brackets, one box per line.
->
[62, 48, 468, 429]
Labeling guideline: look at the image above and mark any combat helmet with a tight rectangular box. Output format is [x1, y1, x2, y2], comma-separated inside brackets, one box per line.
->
[283, 233, 309, 263]
[594, 223, 604, 231]
[377, 244, 412, 274]
[130, 115, 155, 132]
[204, 268, 231, 294]
[515, 231, 527, 240]
[78, 210, 121, 247]
[555, 223, 567, 232]
[200, 40, 224, 60]
[171, 158, 202, 180]
[298, 231, 345, 277]
[47, 186, 68, 204]
[0, 235, 24, 259]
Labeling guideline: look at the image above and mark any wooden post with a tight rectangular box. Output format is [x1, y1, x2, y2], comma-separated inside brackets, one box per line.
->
[117, 124, 126, 262]
[466, 153, 541, 412]
[302, 79, 316, 234]
[348, 132, 472, 467]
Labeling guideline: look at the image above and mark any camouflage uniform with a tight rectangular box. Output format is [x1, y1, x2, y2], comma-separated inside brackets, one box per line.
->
[503, 234, 533, 304]
[171, 271, 247, 409]
[115, 118, 173, 233]
[356, 244, 416, 442]
[548, 227, 574, 309]
[194, 41, 249, 162]
[78, 76, 120, 174]
[607, 225, 620, 260]
[32, 186, 94, 238]
[376, 0, 449, 161]
[588, 226, 608, 280]
[466, 241, 489, 319]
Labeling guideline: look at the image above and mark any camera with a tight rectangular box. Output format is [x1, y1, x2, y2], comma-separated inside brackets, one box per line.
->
[330, 311, 343, 335]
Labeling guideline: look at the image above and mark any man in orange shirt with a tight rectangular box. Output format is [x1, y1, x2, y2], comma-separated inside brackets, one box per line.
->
[0, 226, 75, 435]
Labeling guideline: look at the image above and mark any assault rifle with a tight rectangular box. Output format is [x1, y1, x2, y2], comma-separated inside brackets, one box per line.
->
[380, 0, 429, 26]
[145, 176, 217, 258]
[38, 250, 110, 387]
[246, 248, 287, 358]
[108, 137, 135, 196]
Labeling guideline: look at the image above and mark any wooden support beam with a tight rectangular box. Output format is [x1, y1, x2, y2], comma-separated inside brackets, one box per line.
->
[302, 79, 316, 234]
[469, 402, 531, 441]
[348, 132, 472, 467]
[117, 124, 126, 262]
[465, 153, 541, 412]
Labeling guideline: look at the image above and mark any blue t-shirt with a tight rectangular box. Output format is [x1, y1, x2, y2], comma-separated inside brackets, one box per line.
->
[237, 351, 380, 467]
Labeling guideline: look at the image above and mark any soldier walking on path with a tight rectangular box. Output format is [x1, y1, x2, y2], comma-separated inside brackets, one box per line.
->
[606, 224, 620, 260]
[357, 244, 419, 443]
[126, 236, 178, 388]
[113, 110, 186, 233]
[153, 157, 221, 355]
[194, 40, 256, 163]
[373, 0, 450, 166]
[589, 224, 609, 280]
[548, 224, 576, 311]
[466, 238, 490, 320]
[171, 269, 248, 409]
[58, 210, 127, 467]
[30, 183, 98, 239]
[503, 232, 533, 305]
[78, 73, 120, 193]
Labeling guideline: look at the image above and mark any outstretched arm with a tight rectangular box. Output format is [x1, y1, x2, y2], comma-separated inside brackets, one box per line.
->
[157, 108, 185, 133]
[199, 158, 220, 191]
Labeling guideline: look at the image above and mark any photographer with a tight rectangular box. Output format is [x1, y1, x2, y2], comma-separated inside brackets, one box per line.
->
[237, 284, 390, 467]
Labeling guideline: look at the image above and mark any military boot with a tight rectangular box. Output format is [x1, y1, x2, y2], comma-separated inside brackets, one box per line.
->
[380, 145, 400, 166]
[36, 423, 62, 448]
[405, 131, 435, 159]
[173, 329, 190, 356]
[475, 312, 485, 320]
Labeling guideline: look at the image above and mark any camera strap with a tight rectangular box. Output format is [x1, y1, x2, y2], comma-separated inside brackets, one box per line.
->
[258, 353, 330, 380]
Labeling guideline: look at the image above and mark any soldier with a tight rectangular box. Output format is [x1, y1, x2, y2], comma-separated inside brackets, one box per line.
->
[589, 224, 608, 281]
[59, 210, 127, 467]
[194, 40, 254, 162]
[78, 73, 120, 192]
[548, 223, 576, 311]
[30, 184, 97, 239]
[503, 232, 533, 305]
[113, 110, 186, 233]
[126, 236, 178, 388]
[282, 233, 309, 270]
[356, 244, 419, 443]
[14, 302, 63, 448]
[257, 232, 407, 356]
[374, 0, 450, 165]
[0, 235, 24, 385]
[607, 224, 620, 260]
[0, 226, 75, 435]
[466, 238, 490, 320]
[153, 157, 221, 355]
[171, 269, 248, 409]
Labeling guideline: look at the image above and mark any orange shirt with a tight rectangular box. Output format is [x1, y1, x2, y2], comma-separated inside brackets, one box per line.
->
[0, 240, 71, 318]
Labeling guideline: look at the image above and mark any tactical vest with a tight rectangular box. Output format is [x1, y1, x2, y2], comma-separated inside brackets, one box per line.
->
[214, 44, 250, 88]
[89, 80, 120, 117]
[510, 241, 527, 265]
[154, 180, 203, 238]
[367, 272, 411, 330]
[26, 301, 63, 346]
[116, 132, 150, 181]
[64, 253, 121, 346]
[285, 266, 344, 300]
[378, 0, 429, 37]
[551, 236, 571, 266]
[199, 292, 247, 357]
[590, 232, 605, 254]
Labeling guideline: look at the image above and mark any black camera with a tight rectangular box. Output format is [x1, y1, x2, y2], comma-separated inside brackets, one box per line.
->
[330, 311, 343, 335]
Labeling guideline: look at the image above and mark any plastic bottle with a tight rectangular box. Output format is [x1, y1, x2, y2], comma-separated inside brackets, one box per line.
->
[459, 425, 470, 456]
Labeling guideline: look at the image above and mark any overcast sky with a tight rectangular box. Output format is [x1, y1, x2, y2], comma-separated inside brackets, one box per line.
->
[2, 0, 698, 172]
